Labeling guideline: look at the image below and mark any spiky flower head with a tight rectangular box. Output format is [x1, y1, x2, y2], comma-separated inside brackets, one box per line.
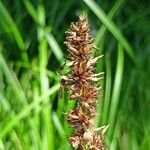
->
[61, 14, 106, 150]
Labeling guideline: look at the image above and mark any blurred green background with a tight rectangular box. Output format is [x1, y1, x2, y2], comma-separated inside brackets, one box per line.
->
[0, 0, 150, 149]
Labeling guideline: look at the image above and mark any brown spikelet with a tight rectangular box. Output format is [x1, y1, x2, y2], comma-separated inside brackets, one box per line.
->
[61, 14, 106, 150]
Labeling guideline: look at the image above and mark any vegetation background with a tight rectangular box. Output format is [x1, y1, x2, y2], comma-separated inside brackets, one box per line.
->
[0, 0, 150, 149]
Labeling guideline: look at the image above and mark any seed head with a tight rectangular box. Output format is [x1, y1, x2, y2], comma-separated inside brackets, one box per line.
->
[61, 14, 106, 150]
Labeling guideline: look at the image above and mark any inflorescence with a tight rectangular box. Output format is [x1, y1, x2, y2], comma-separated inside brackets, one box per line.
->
[61, 14, 106, 150]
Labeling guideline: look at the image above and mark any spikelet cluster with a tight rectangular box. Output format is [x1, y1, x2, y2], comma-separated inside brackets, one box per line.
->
[62, 14, 105, 150]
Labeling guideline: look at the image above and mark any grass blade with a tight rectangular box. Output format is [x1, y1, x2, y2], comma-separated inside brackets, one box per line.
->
[0, 83, 60, 140]
[45, 32, 64, 63]
[0, 91, 11, 111]
[52, 112, 66, 137]
[102, 54, 112, 125]
[95, 0, 125, 46]
[107, 44, 124, 139]
[83, 0, 135, 61]
[23, 0, 38, 24]
[0, 1, 28, 61]
[0, 1, 24, 49]
[0, 52, 27, 103]
[23, 0, 63, 63]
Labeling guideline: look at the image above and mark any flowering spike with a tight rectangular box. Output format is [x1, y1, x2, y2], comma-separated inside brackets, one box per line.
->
[61, 14, 106, 150]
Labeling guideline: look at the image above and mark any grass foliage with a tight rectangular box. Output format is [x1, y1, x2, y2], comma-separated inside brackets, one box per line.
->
[0, 0, 150, 149]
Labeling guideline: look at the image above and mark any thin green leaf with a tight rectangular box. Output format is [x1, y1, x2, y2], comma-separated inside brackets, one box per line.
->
[102, 54, 112, 125]
[83, 0, 135, 61]
[0, 1, 24, 49]
[95, 0, 125, 46]
[45, 32, 64, 63]
[0, 83, 60, 140]
[23, 0, 38, 24]
[0, 52, 27, 103]
[0, 91, 11, 111]
[107, 44, 124, 139]
[52, 112, 66, 137]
